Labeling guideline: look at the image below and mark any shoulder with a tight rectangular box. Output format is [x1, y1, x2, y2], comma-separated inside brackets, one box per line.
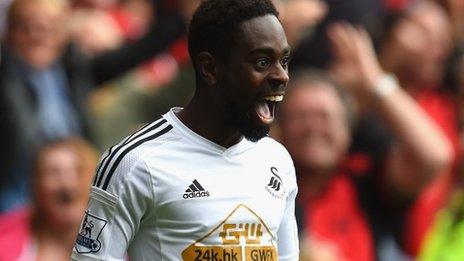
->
[92, 117, 177, 194]
[256, 137, 297, 186]
[257, 137, 294, 165]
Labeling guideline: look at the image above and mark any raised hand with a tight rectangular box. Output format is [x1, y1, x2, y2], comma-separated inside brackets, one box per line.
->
[327, 22, 384, 95]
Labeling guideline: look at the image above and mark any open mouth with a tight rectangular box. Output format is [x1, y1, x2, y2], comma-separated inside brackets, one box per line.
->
[254, 94, 284, 125]
[56, 190, 78, 205]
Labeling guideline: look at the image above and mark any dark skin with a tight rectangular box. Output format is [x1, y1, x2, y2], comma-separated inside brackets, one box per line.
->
[178, 14, 291, 148]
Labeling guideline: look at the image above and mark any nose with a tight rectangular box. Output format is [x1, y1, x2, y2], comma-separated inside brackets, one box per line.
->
[268, 63, 289, 89]
[57, 169, 80, 190]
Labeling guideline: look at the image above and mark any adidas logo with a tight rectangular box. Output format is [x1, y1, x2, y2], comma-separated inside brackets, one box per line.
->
[183, 179, 210, 199]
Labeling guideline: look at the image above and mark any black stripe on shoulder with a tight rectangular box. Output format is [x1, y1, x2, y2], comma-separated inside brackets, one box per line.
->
[95, 118, 167, 188]
[123, 118, 166, 145]
[101, 124, 173, 190]
[92, 145, 115, 186]
[121, 122, 150, 145]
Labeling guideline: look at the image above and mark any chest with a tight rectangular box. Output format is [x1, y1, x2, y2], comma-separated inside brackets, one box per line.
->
[147, 156, 290, 241]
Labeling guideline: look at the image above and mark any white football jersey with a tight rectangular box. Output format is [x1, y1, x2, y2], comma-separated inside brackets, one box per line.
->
[72, 108, 299, 261]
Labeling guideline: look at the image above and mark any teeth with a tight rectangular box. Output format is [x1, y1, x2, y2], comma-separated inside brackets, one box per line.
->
[263, 95, 284, 102]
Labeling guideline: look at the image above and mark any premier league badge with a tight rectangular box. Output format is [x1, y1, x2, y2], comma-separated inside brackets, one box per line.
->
[75, 210, 107, 253]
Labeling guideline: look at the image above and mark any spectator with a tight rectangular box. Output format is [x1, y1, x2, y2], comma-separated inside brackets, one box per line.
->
[0, 138, 98, 260]
[0, 0, 186, 212]
[289, 0, 385, 69]
[418, 46, 464, 261]
[70, 0, 199, 149]
[278, 70, 368, 261]
[70, 0, 125, 57]
[278, 21, 452, 260]
[379, 1, 453, 93]
[357, 1, 460, 255]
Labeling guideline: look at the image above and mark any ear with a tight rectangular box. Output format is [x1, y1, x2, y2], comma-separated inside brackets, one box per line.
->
[196, 51, 218, 86]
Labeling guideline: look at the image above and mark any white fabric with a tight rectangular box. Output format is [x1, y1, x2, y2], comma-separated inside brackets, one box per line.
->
[72, 108, 299, 260]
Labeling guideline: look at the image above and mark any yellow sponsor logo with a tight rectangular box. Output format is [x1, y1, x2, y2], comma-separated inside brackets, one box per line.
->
[246, 246, 277, 261]
[182, 246, 277, 261]
[182, 246, 241, 261]
[219, 223, 263, 245]
[181, 204, 278, 261]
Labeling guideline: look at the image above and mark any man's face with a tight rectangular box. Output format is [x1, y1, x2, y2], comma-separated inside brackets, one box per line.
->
[35, 146, 92, 229]
[280, 83, 350, 172]
[218, 15, 291, 142]
[7, 1, 68, 69]
[390, 4, 452, 87]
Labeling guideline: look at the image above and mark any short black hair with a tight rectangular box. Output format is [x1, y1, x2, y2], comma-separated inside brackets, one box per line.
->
[188, 0, 279, 63]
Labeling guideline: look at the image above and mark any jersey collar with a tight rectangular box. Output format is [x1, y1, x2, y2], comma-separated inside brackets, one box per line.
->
[165, 108, 255, 156]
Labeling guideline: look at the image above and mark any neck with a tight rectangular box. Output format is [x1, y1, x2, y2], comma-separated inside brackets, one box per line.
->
[178, 89, 243, 148]
[33, 215, 78, 249]
[32, 222, 77, 261]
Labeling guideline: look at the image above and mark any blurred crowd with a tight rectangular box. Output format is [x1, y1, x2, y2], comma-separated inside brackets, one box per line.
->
[0, 0, 464, 260]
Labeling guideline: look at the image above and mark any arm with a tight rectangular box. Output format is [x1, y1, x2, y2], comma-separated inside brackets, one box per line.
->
[91, 12, 186, 85]
[327, 23, 453, 197]
[277, 166, 299, 260]
[71, 156, 153, 260]
[272, 0, 327, 47]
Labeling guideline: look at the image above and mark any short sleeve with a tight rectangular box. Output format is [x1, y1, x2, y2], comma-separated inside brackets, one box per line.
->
[71, 159, 153, 261]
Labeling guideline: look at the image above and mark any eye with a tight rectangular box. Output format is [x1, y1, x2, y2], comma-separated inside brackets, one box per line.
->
[281, 56, 290, 69]
[255, 58, 270, 70]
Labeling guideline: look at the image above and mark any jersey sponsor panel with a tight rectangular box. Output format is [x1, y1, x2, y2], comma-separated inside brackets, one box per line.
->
[182, 204, 278, 261]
